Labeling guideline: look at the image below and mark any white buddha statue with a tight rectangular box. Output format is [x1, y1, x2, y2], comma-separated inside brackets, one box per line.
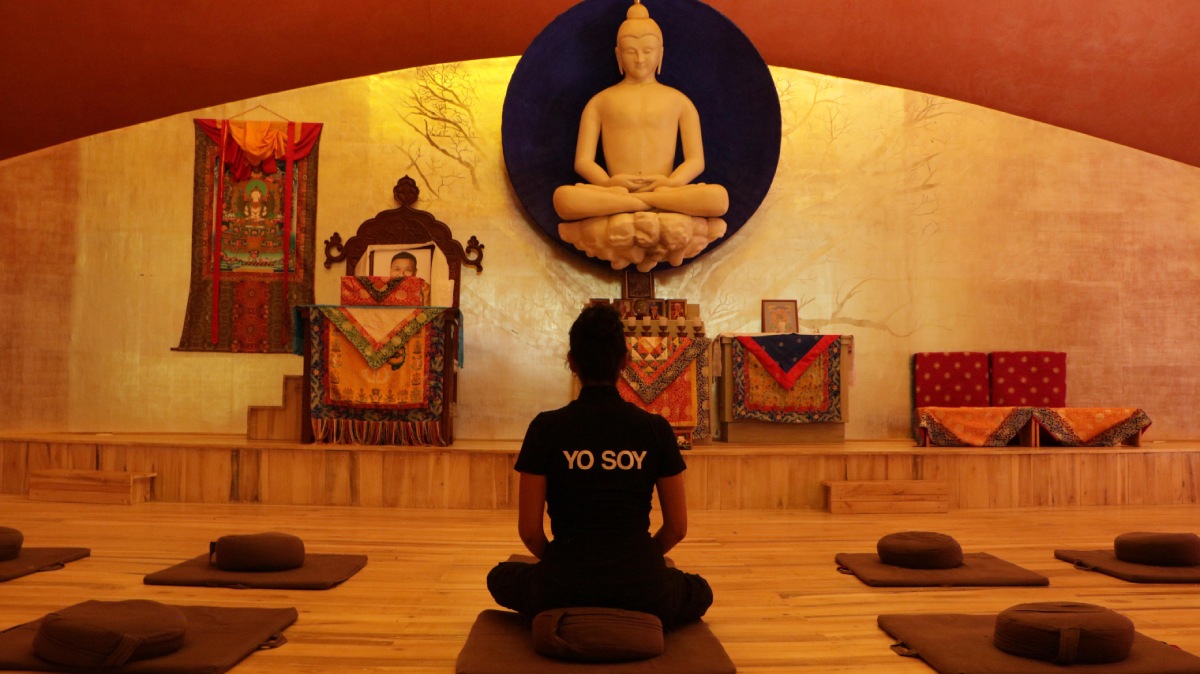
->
[554, 0, 728, 272]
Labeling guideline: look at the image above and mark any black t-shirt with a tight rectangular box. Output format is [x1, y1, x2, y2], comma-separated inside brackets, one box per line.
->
[515, 385, 685, 548]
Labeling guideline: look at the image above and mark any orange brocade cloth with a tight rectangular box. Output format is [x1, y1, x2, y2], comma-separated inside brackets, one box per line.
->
[1032, 407, 1151, 446]
[917, 406, 1033, 447]
[340, 276, 431, 306]
[308, 306, 452, 445]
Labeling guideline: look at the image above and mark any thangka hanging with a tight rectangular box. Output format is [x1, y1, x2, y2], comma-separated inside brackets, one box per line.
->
[176, 119, 322, 352]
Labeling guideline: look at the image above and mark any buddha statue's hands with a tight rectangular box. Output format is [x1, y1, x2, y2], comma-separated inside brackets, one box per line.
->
[607, 173, 672, 193]
[605, 174, 650, 191]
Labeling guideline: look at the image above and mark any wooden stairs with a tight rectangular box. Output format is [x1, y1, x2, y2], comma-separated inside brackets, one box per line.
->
[247, 375, 305, 441]
[28, 469, 156, 504]
[823, 480, 950, 514]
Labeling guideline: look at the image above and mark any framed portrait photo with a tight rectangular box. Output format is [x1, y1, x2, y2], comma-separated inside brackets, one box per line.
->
[666, 299, 687, 321]
[365, 243, 436, 286]
[762, 299, 798, 333]
[646, 299, 665, 320]
[616, 299, 634, 319]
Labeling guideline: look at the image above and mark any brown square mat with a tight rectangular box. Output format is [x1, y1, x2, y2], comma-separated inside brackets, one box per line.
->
[0, 603, 298, 673]
[143, 552, 366, 589]
[1055, 549, 1200, 583]
[878, 612, 1200, 674]
[0, 548, 89, 583]
[835, 552, 1049, 587]
[455, 610, 736, 674]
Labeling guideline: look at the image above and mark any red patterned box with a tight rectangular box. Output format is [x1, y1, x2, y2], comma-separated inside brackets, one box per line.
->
[989, 351, 1067, 407]
[339, 276, 430, 307]
[912, 352, 990, 407]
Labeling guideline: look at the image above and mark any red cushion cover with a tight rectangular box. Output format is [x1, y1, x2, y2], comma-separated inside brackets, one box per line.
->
[990, 351, 1067, 406]
[913, 352, 990, 407]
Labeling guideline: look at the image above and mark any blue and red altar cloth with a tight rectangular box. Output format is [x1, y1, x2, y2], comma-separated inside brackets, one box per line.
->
[726, 334, 844, 424]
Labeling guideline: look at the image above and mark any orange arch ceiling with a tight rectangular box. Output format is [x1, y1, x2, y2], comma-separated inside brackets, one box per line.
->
[1, 0, 1197, 167]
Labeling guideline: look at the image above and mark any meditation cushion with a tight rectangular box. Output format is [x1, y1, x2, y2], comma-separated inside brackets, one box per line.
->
[1114, 532, 1200, 567]
[877, 531, 964, 569]
[0, 527, 22, 561]
[209, 532, 305, 572]
[993, 602, 1134, 665]
[32, 599, 188, 667]
[532, 607, 664, 663]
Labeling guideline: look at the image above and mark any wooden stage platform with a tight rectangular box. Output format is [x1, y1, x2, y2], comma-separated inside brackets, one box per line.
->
[2, 432, 1197, 510]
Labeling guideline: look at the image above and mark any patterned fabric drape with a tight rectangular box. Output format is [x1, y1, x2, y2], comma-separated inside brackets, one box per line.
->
[340, 276, 431, 306]
[731, 335, 842, 423]
[308, 306, 455, 445]
[917, 406, 1033, 447]
[737, 334, 839, 389]
[176, 120, 322, 353]
[1032, 407, 1151, 446]
[618, 334, 711, 442]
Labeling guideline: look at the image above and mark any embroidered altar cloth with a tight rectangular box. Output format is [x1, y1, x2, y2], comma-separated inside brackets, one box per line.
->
[308, 306, 455, 445]
[730, 335, 842, 423]
[617, 334, 711, 442]
[917, 406, 1033, 447]
[1032, 407, 1151, 446]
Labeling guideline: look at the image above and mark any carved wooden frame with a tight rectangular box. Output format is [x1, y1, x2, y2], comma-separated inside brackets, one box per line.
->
[304, 175, 484, 445]
[323, 175, 484, 308]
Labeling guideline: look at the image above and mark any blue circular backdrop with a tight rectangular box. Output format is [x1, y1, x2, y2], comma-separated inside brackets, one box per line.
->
[502, 0, 781, 271]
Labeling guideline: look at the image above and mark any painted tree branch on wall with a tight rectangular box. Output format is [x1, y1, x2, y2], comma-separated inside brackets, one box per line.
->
[394, 63, 484, 197]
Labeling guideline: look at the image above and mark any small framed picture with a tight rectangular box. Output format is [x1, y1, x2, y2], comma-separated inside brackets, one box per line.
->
[762, 299, 798, 333]
[631, 298, 650, 319]
[666, 299, 687, 320]
[588, 298, 611, 307]
[616, 299, 634, 319]
[646, 299, 665, 320]
[621, 270, 655, 299]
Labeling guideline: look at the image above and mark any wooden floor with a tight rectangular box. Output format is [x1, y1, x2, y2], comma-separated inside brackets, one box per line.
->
[3, 496, 1200, 672]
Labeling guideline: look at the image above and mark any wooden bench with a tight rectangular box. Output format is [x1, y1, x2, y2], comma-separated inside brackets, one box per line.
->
[823, 480, 949, 514]
[28, 469, 156, 505]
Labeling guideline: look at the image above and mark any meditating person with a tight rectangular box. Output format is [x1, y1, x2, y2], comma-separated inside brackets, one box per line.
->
[486, 304, 712, 628]
[555, 0, 728, 272]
